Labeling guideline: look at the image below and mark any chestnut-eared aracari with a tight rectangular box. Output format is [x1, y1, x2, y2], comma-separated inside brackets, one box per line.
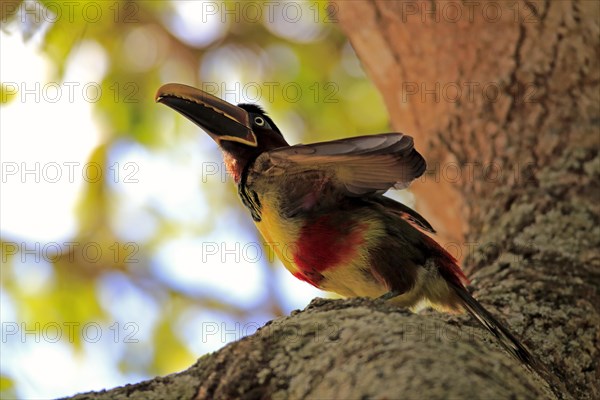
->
[156, 83, 542, 372]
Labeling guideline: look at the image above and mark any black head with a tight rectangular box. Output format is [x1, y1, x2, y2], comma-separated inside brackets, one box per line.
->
[156, 83, 289, 181]
[234, 103, 288, 148]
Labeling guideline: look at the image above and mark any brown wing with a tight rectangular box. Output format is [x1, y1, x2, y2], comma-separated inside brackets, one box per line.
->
[264, 133, 426, 195]
[250, 133, 426, 217]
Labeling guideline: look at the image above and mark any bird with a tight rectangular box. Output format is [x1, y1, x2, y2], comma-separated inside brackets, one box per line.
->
[155, 82, 542, 372]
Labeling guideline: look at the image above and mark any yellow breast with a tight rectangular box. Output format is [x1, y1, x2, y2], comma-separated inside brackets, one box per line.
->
[254, 200, 301, 275]
[253, 198, 390, 298]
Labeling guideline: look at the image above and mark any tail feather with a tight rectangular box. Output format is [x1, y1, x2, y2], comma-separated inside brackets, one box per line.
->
[450, 282, 542, 372]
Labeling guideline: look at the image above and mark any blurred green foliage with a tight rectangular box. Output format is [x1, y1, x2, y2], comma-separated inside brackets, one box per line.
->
[1, 0, 389, 397]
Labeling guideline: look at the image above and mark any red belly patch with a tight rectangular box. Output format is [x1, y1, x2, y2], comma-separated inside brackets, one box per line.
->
[292, 215, 366, 286]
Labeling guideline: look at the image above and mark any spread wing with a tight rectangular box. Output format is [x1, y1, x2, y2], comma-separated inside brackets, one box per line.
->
[264, 133, 425, 194]
[250, 133, 427, 216]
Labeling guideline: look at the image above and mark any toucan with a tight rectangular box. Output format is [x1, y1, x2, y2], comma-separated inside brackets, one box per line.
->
[155, 83, 542, 372]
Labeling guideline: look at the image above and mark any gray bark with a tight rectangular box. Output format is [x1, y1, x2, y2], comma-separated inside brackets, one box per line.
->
[64, 1, 598, 399]
[67, 298, 559, 400]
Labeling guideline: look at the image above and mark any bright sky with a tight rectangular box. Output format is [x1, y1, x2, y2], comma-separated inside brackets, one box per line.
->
[1, 34, 101, 243]
[0, 28, 127, 397]
[0, 12, 324, 399]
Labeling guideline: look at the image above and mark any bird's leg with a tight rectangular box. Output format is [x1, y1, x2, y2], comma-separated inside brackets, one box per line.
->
[378, 290, 402, 301]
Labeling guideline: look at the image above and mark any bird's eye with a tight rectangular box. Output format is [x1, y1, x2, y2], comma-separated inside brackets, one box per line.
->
[254, 116, 265, 126]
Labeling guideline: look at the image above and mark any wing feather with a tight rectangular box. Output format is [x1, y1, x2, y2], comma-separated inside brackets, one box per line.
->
[265, 133, 426, 195]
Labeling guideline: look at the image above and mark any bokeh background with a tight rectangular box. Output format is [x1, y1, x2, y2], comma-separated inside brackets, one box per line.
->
[0, 1, 409, 398]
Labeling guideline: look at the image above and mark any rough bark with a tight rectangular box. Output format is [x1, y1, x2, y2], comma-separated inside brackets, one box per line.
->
[64, 1, 598, 399]
[332, 0, 599, 398]
[67, 298, 557, 400]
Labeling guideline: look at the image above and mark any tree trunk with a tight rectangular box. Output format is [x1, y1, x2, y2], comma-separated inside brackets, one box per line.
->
[64, 1, 598, 399]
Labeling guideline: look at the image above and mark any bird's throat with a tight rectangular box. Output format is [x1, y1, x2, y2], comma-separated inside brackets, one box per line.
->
[222, 151, 242, 183]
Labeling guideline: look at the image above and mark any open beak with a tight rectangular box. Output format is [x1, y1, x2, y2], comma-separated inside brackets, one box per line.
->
[155, 83, 257, 147]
